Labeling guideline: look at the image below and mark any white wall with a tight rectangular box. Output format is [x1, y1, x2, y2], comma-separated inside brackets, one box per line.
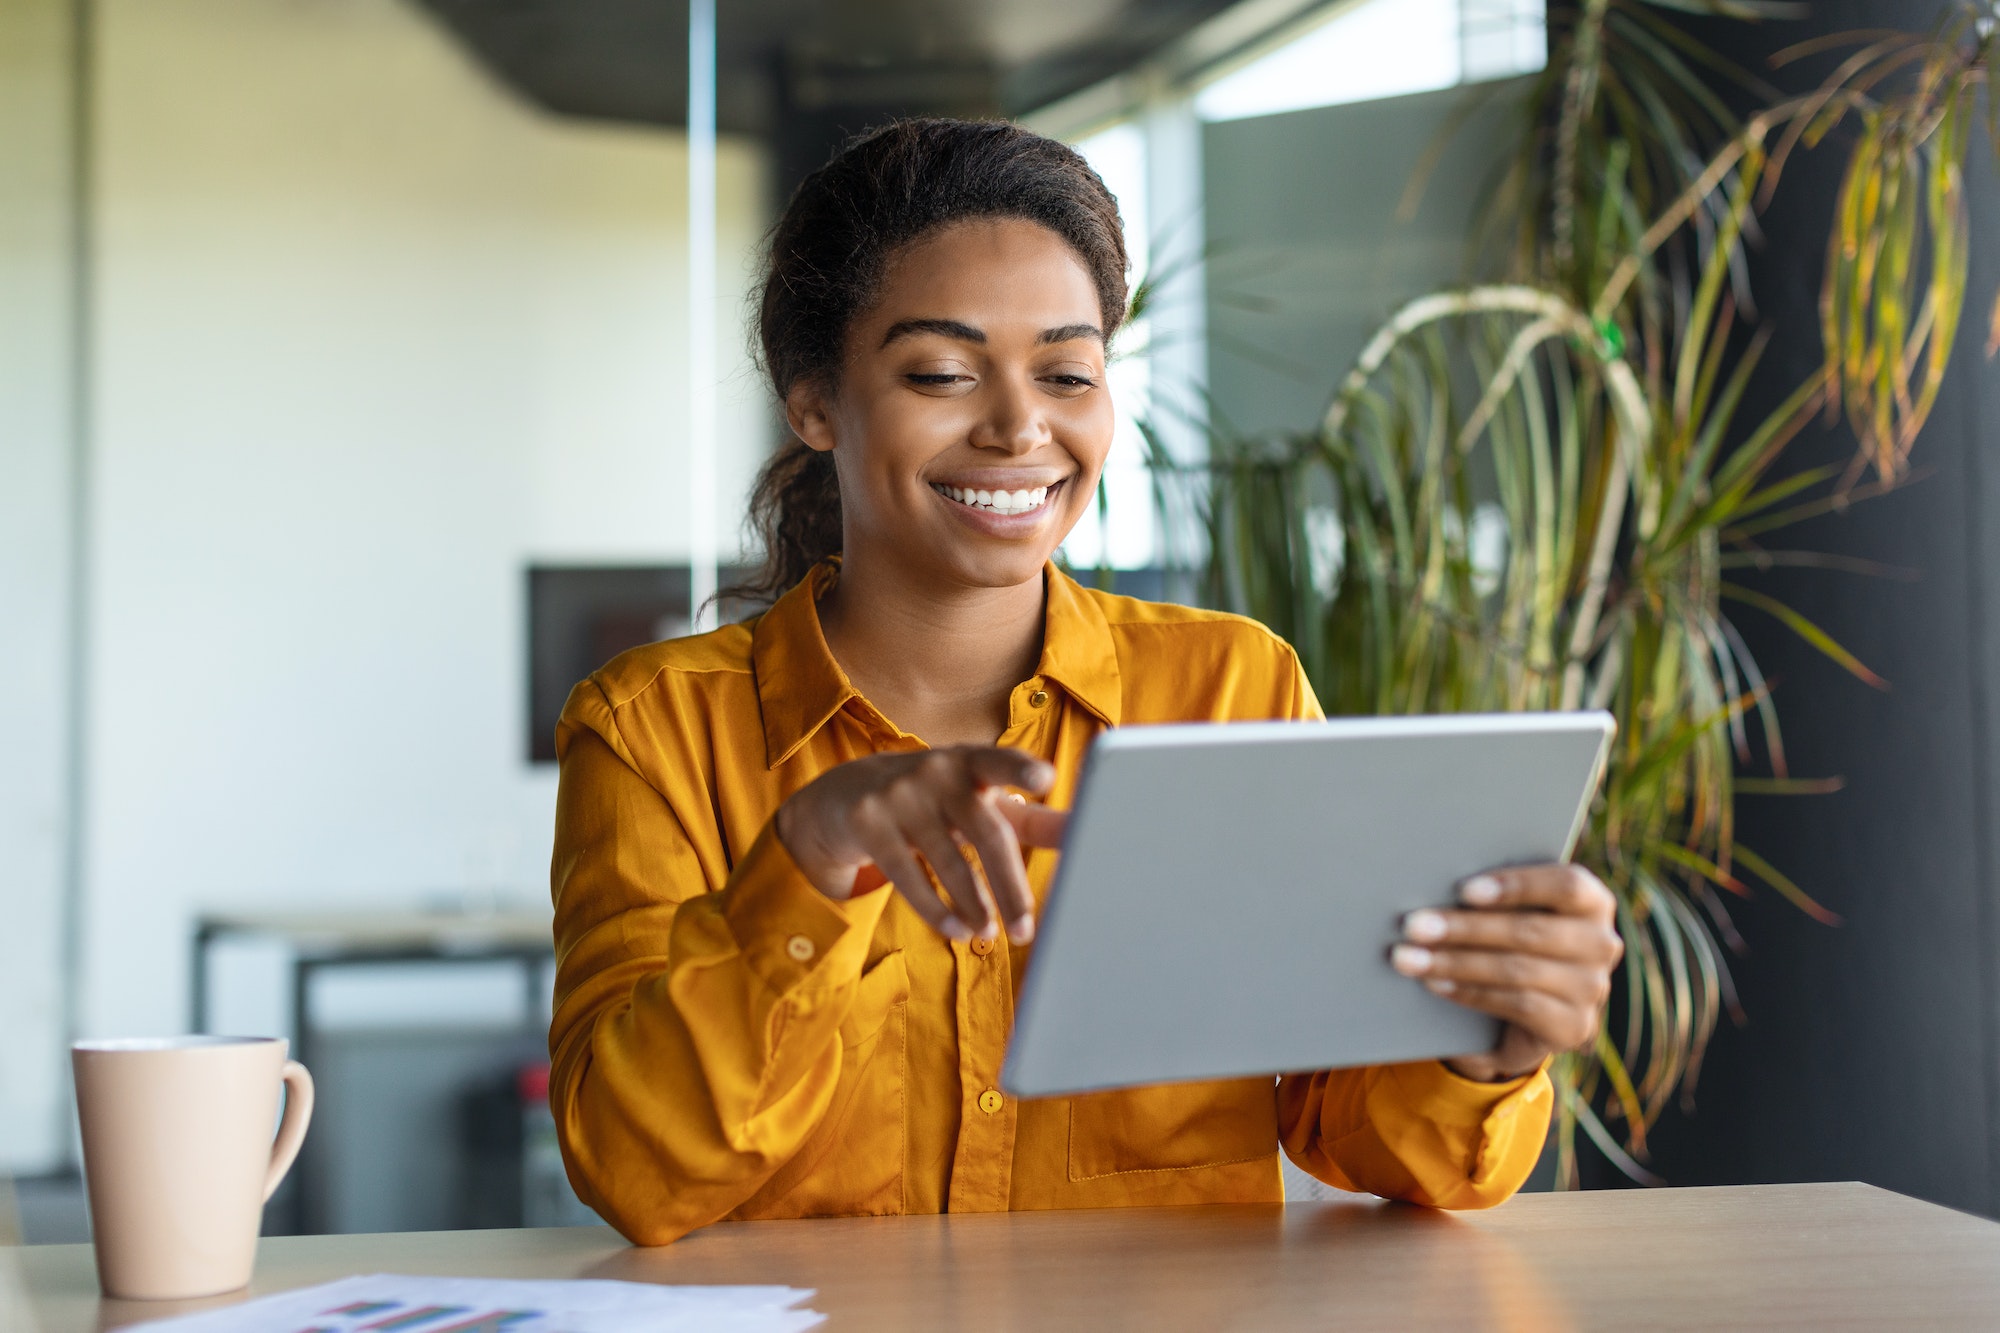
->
[66, 0, 770, 1057]
[0, 0, 79, 1174]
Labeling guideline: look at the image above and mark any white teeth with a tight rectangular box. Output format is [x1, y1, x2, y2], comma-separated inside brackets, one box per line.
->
[933, 481, 1057, 515]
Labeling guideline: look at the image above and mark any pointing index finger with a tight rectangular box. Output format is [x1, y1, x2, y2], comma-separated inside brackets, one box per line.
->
[1000, 797, 1068, 850]
[963, 747, 1056, 798]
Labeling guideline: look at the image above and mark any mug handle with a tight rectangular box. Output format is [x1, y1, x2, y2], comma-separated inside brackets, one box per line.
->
[262, 1059, 315, 1203]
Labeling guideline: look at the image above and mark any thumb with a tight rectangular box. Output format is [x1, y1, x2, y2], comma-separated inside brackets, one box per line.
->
[999, 798, 1068, 850]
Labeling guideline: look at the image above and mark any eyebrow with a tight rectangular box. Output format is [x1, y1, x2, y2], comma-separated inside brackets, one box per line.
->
[1036, 323, 1105, 346]
[878, 318, 1106, 349]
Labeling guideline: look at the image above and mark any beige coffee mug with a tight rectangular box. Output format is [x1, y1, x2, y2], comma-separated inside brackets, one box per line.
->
[72, 1036, 313, 1300]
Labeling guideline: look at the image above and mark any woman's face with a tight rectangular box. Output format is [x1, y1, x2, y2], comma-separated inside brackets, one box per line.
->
[788, 216, 1116, 592]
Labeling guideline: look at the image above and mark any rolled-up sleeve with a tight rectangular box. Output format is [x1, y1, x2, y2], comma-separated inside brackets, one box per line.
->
[1277, 1059, 1553, 1208]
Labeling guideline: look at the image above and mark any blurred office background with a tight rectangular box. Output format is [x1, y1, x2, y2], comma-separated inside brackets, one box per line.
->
[3, 0, 1996, 1241]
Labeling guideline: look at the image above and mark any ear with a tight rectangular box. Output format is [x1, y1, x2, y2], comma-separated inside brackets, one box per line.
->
[784, 379, 838, 455]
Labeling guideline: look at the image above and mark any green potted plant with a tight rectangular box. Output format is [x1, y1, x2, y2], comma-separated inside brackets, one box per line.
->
[1141, 0, 1998, 1185]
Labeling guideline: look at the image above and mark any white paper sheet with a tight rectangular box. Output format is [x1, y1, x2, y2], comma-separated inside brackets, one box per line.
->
[120, 1272, 826, 1333]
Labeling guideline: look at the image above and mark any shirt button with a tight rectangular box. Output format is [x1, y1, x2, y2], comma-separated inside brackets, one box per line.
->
[969, 935, 994, 957]
[785, 934, 815, 962]
[978, 1088, 1004, 1115]
[1028, 688, 1050, 709]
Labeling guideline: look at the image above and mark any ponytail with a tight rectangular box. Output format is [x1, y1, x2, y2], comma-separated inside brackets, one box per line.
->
[730, 441, 842, 606]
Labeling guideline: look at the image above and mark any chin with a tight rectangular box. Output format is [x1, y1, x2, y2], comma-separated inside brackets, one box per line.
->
[938, 543, 1058, 591]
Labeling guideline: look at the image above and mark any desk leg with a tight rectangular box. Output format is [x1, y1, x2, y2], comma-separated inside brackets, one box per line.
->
[522, 953, 544, 1037]
[191, 924, 216, 1034]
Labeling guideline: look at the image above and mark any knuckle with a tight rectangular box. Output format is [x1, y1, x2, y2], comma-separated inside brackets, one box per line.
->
[883, 771, 926, 806]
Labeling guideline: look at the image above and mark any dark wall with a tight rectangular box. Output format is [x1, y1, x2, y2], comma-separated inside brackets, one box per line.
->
[1645, 0, 2000, 1217]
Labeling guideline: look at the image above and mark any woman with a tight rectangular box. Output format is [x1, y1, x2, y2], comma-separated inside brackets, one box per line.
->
[549, 119, 1623, 1245]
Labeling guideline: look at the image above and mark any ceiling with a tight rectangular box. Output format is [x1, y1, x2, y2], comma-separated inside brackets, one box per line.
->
[412, 0, 1243, 187]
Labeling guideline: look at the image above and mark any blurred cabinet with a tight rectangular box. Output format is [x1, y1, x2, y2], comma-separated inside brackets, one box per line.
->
[193, 910, 598, 1234]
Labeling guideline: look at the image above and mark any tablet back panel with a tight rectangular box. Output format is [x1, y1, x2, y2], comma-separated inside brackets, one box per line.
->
[1001, 712, 1614, 1098]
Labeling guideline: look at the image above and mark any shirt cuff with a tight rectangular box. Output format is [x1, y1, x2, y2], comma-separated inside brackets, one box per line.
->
[1388, 1056, 1552, 1126]
[1388, 1057, 1553, 1184]
[721, 819, 893, 995]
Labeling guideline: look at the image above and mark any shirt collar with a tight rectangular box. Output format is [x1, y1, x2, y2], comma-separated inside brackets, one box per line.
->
[751, 559, 1123, 770]
[752, 561, 859, 770]
[1036, 563, 1122, 729]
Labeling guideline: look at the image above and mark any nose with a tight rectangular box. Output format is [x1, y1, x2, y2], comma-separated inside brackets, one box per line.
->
[969, 370, 1050, 455]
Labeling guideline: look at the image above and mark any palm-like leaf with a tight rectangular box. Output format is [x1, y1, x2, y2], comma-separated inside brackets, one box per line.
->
[1139, 0, 1996, 1186]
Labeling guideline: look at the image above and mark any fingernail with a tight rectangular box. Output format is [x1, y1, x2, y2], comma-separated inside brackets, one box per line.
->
[1009, 917, 1036, 945]
[1390, 944, 1433, 975]
[1425, 978, 1457, 995]
[1459, 875, 1501, 906]
[1031, 762, 1056, 787]
[1402, 909, 1448, 943]
[943, 919, 973, 942]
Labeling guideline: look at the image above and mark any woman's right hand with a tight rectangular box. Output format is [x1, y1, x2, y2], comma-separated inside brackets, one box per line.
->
[775, 747, 1067, 945]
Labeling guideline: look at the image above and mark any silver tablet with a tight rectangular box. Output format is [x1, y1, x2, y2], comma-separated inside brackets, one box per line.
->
[1002, 711, 1615, 1098]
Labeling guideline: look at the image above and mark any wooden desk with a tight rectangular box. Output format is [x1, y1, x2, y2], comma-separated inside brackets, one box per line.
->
[9, 1182, 1999, 1330]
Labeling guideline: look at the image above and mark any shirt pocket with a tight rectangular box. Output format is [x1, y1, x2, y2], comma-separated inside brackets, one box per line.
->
[1067, 1078, 1278, 1181]
[733, 949, 910, 1219]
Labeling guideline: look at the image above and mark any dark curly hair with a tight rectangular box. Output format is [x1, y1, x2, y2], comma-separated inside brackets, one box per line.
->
[732, 117, 1130, 605]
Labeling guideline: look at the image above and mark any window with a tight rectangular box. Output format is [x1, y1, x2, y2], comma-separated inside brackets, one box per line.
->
[1063, 122, 1162, 573]
[1195, 0, 1546, 124]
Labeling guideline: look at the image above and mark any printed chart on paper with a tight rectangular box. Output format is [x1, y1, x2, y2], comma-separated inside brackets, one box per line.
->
[122, 1273, 825, 1333]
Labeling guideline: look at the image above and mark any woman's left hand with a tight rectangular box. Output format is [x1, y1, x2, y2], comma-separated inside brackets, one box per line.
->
[1390, 864, 1624, 1082]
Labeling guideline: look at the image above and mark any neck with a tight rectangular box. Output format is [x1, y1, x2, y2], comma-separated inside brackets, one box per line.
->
[817, 549, 1046, 749]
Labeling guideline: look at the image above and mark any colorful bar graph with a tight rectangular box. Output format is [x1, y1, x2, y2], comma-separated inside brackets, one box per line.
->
[427, 1312, 542, 1333]
[359, 1306, 473, 1331]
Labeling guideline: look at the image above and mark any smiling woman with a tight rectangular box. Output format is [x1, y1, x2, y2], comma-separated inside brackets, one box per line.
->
[543, 118, 1620, 1247]
[797, 219, 1112, 631]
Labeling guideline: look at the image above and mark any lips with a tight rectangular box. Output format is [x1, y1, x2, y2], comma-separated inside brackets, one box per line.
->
[931, 481, 1055, 517]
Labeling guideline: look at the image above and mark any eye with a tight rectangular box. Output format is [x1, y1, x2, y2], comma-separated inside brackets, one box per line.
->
[1042, 373, 1098, 392]
[905, 372, 970, 388]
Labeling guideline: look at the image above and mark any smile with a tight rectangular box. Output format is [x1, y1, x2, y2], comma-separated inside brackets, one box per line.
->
[931, 482, 1055, 517]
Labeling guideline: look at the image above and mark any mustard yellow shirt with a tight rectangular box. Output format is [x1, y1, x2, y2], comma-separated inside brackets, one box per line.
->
[549, 562, 1552, 1244]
